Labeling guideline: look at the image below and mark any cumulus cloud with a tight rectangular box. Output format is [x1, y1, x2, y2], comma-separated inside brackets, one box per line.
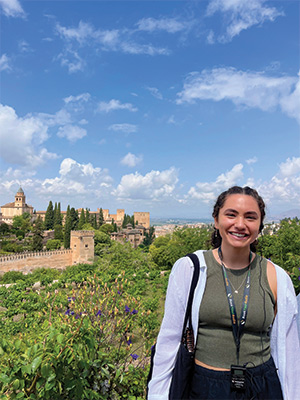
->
[113, 167, 179, 200]
[0, 0, 25, 18]
[177, 67, 299, 123]
[0, 104, 58, 168]
[18, 40, 32, 53]
[0, 54, 12, 72]
[97, 99, 138, 113]
[256, 157, 300, 206]
[57, 125, 87, 142]
[108, 123, 138, 134]
[206, 0, 283, 42]
[187, 164, 244, 202]
[120, 153, 143, 168]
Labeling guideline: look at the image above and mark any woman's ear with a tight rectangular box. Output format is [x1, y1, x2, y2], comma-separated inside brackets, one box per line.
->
[214, 217, 219, 230]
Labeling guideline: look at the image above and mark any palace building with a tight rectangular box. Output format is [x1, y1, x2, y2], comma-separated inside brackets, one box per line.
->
[0, 187, 34, 225]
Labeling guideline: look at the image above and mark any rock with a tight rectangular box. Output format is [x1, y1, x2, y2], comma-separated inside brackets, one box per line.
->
[0, 306, 8, 313]
[13, 314, 25, 322]
[32, 281, 41, 290]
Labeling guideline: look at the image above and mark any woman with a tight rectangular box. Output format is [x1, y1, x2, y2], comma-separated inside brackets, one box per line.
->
[147, 186, 299, 400]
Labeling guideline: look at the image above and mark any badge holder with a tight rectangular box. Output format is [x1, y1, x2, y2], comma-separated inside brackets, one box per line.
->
[230, 365, 246, 392]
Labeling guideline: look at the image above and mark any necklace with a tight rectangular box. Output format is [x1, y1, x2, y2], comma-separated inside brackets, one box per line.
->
[226, 272, 249, 294]
[218, 247, 252, 294]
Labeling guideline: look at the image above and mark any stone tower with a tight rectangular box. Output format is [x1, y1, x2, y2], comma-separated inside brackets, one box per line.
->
[15, 187, 26, 208]
[70, 230, 95, 265]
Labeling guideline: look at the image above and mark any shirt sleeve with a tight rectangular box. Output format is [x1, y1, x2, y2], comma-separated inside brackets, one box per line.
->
[147, 256, 194, 400]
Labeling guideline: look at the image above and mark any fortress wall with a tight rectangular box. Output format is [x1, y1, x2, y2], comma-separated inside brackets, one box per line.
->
[0, 250, 73, 274]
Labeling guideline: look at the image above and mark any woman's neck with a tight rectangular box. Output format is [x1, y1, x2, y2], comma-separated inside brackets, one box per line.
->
[215, 245, 253, 270]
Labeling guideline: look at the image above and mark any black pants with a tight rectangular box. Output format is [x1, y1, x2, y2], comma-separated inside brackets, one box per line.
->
[189, 357, 283, 400]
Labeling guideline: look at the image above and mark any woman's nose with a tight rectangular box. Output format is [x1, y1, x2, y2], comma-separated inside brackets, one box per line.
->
[235, 217, 246, 229]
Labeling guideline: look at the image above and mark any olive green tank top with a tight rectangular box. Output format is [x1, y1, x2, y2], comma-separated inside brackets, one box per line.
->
[195, 250, 275, 368]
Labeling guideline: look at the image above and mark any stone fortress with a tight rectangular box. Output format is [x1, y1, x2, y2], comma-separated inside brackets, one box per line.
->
[0, 188, 150, 274]
[0, 187, 150, 230]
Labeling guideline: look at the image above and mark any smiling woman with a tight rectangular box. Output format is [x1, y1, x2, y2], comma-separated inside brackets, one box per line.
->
[147, 186, 300, 400]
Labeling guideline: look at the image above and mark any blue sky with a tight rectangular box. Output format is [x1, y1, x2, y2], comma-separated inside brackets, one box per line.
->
[0, 0, 299, 220]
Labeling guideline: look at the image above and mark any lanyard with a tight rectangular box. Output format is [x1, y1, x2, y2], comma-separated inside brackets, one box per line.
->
[218, 247, 251, 364]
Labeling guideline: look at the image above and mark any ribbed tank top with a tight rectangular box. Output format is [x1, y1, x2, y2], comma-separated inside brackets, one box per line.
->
[195, 250, 275, 368]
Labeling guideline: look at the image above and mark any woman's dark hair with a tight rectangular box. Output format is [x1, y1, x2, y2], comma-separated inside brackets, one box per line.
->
[211, 186, 265, 252]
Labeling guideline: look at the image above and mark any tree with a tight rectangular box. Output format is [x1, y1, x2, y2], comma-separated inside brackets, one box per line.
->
[54, 202, 63, 226]
[85, 208, 90, 224]
[46, 239, 62, 250]
[142, 226, 155, 248]
[0, 223, 10, 235]
[44, 201, 54, 230]
[78, 209, 86, 230]
[70, 207, 79, 230]
[32, 216, 44, 251]
[54, 224, 64, 240]
[92, 214, 98, 229]
[99, 224, 114, 234]
[12, 214, 31, 238]
[64, 206, 72, 249]
[98, 208, 104, 227]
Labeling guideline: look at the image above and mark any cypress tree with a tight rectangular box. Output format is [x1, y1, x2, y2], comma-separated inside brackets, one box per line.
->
[92, 214, 97, 229]
[70, 207, 79, 230]
[64, 205, 72, 249]
[85, 208, 90, 224]
[44, 200, 54, 230]
[98, 208, 104, 227]
[32, 216, 44, 251]
[78, 208, 86, 229]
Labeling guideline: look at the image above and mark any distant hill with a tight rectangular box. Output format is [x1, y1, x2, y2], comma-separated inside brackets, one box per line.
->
[268, 209, 300, 222]
[151, 217, 213, 226]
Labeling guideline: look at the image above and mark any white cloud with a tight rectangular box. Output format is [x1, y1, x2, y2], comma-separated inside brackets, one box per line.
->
[113, 167, 179, 200]
[187, 164, 244, 202]
[64, 93, 91, 104]
[246, 157, 258, 165]
[177, 67, 299, 123]
[108, 123, 137, 134]
[97, 99, 138, 113]
[147, 87, 163, 100]
[280, 72, 300, 124]
[206, 0, 283, 42]
[56, 49, 86, 73]
[0, 0, 25, 18]
[257, 158, 300, 206]
[136, 17, 189, 33]
[55, 20, 169, 61]
[121, 153, 143, 168]
[57, 125, 87, 142]
[0, 54, 12, 72]
[0, 104, 58, 168]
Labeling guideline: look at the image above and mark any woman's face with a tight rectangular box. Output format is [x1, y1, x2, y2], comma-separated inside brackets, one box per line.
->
[214, 194, 261, 251]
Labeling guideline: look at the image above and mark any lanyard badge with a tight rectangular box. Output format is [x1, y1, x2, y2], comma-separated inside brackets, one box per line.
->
[218, 248, 251, 392]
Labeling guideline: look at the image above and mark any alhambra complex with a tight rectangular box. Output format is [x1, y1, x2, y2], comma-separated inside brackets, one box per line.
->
[0, 188, 152, 274]
[0, 187, 150, 230]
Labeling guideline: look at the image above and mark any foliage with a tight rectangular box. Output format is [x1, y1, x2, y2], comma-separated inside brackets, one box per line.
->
[0, 275, 151, 399]
[32, 217, 44, 251]
[149, 226, 211, 269]
[0, 222, 11, 235]
[64, 206, 72, 249]
[78, 209, 86, 230]
[46, 239, 62, 251]
[98, 208, 104, 227]
[54, 224, 63, 241]
[44, 201, 54, 230]
[99, 224, 114, 235]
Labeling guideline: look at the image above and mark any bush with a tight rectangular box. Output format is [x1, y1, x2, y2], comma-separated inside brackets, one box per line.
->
[46, 239, 62, 251]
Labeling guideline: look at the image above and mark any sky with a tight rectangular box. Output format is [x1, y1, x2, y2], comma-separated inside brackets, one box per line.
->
[0, 0, 299, 220]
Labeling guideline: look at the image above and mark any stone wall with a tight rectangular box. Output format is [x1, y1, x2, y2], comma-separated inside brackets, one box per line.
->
[0, 250, 73, 274]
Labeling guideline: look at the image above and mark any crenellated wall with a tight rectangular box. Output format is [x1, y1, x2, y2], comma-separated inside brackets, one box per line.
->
[0, 249, 73, 274]
[0, 230, 95, 275]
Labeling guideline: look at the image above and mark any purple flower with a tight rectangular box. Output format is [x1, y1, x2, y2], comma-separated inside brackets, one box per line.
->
[125, 305, 130, 313]
[96, 310, 102, 317]
[117, 290, 121, 295]
[68, 297, 75, 302]
[65, 309, 70, 315]
[131, 309, 138, 315]
[127, 338, 132, 345]
[70, 311, 75, 316]
[130, 353, 139, 360]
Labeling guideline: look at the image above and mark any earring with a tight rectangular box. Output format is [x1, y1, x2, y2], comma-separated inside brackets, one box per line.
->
[214, 228, 219, 238]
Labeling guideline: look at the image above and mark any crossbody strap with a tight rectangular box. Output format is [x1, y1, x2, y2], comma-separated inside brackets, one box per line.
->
[181, 253, 200, 340]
